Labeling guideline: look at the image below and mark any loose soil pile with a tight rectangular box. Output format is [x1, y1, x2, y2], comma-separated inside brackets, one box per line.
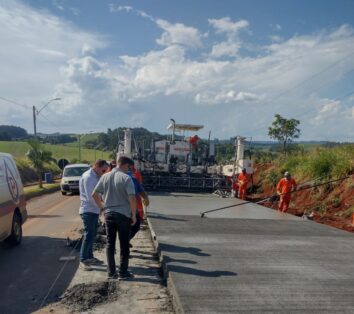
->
[60, 281, 119, 312]
[250, 163, 354, 233]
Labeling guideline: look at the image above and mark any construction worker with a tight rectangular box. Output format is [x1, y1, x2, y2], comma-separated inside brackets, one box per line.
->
[238, 168, 248, 200]
[131, 164, 145, 220]
[276, 171, 297, 212]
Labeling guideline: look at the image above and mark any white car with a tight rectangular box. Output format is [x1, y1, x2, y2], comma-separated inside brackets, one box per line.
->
[0, 153, 27, 245]
[60, 163, 90, 195]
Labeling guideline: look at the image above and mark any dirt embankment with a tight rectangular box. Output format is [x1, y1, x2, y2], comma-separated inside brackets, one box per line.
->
[250, 163, 354, 233]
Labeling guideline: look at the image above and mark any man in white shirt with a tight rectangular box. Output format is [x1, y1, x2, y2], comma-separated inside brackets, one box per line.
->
[79, 159, 108, 271]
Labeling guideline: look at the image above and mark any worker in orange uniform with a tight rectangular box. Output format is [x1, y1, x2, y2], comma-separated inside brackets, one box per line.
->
[132, 165, 146, 220]
[276, 171, 297, 212]
[238, 168, 248, 200]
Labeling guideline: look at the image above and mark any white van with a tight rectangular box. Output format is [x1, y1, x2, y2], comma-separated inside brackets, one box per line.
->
[0, 153, 27, 245]
[60, 163, 90, 195]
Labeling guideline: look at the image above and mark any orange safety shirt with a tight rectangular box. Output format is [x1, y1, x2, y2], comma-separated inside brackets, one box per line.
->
[276, 177, 297, 194]
[238, 173, 248, 187]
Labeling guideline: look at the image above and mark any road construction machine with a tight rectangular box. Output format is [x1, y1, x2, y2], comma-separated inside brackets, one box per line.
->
[117, 120, 253, 192]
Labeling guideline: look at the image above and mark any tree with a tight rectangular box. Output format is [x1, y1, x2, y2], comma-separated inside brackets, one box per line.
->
[268, 114, 300, 153]
[26, 139, 55, 188]
[0, 125, 28, 139]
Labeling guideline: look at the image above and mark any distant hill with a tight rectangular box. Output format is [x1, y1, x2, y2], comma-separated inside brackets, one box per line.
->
[0, 125, 28, 140]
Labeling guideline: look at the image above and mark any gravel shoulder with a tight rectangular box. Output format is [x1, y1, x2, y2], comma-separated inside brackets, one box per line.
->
[34, 220, 174, 314]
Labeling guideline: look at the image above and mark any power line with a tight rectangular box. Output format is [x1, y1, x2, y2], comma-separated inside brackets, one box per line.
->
[239, 52, 354, 137]
[0, 96, 29, 109]
[263, 51, 354, 104]
[244, 87, 354, 136]
[37, 112, 67, 134]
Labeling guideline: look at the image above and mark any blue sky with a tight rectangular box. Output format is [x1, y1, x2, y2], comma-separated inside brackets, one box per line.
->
[1, 0, 354, 141]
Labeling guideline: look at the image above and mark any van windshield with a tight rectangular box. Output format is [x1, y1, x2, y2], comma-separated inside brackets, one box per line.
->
[63, 167, 89, 177]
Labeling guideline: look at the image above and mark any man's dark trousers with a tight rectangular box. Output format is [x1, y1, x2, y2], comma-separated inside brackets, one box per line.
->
[105, 211, 131, 276]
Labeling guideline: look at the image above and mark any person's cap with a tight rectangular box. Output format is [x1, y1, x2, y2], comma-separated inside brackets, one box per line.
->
[284, 171, 291, 177]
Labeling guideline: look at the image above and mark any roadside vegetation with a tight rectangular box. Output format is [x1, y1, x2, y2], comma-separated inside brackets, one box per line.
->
[252, 143, 354, 232]
[265, 144, 354, 184]
[0, 141, 110, 162]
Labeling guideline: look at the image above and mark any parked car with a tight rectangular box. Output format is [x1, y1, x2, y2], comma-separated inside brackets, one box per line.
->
[60, 163, 90, 195]
[0, 153, 27, 245]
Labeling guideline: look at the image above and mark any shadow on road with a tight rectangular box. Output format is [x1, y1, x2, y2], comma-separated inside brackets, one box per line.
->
[148, 212, 188, 222]
[167, 264, 237, 277]
[160, 243, 211, 256]
[0, 235, 79, 314]
[27, 214, 63, 219]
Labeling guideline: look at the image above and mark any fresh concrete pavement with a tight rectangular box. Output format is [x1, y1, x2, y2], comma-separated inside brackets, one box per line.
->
[148, 192, 354, 313]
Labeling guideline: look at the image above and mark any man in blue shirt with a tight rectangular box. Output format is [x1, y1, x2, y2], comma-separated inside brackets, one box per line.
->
[128, 170, 149, 246]
[79, 159, 108, 271]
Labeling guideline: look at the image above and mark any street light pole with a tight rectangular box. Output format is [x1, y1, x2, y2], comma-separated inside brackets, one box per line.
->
[33, 106, 37, 137]
[33, 97, 61, 137]
[78, 131, 94, 162]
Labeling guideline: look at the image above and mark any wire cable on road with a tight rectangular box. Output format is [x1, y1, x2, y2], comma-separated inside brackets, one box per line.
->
[39, 235, 82, 308]
[200, 175, 351, 218]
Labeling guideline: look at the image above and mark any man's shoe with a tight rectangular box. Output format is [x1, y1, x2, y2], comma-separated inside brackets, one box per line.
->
[79, 262, 93, 271]
[85, 257, 104, 265]
[119, 271, 134, 280]
[107, 272, 118, 280]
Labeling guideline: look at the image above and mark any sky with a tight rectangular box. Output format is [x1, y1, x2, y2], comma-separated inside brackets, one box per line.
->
[0, 0, 354, 141]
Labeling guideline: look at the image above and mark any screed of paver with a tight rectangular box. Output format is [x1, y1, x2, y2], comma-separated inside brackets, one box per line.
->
[35, 223, 174, 314]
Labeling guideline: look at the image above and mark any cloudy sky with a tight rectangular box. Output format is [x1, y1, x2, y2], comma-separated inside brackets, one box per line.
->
[0, 0, 354, 141]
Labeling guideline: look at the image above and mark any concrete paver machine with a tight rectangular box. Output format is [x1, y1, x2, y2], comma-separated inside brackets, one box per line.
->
[118, 120, 227, 192]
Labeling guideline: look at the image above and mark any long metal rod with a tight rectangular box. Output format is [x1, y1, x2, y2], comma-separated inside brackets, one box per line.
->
[200, 175, 351, 218]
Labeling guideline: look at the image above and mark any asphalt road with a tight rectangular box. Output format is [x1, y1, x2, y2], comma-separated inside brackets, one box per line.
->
[0, 192, 81, 314]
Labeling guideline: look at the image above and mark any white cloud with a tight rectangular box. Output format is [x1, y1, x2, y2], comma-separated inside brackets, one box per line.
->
[270, 35, 282, 42]
[109, 5, 133, 13]
[270, 23, 282, 31]
[195, 90, 261, 105]
[0, 1, 106, 130]
[52, 0, 79, 15]
[155, 19, 202, 49]
[110, 5, 202, 49]
[1, 2, 354, 140]
[208, 17, 249, 58]
[208, 17, 249, 35]
[210, 41, 241, 57]
[312, 100, 340, 125]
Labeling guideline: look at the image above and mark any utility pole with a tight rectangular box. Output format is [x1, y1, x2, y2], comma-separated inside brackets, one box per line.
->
[78, 135, 81, 161]
[32, 98, 61, 137]
[33, 106, 37, 137]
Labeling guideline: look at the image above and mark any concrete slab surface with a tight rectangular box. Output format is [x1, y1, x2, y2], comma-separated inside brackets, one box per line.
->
[148, 193, 354, 313]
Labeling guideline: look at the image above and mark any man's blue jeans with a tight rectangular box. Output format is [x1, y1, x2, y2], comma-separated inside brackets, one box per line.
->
[80, 212, 99, 262]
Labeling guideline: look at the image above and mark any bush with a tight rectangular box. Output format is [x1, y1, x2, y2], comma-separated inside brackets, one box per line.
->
[310, 148, 351, 179]
[331, 196, 341, 208]
[267, 169, 282, 188]
[15, 158, 61, 184]
[16, 159, 37, 183]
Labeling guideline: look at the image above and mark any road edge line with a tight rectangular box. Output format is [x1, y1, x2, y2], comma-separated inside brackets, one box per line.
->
[146, 217, 185, 314]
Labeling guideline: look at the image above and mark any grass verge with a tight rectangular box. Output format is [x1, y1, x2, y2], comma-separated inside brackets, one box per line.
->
[24, 183, 60, 200]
